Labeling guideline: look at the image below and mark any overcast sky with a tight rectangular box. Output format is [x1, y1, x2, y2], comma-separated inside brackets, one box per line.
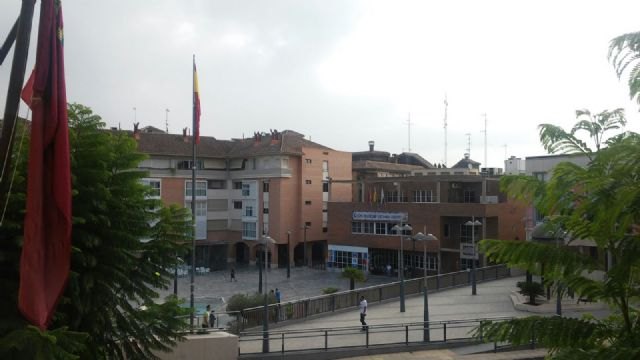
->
[2, 0, 640, 168]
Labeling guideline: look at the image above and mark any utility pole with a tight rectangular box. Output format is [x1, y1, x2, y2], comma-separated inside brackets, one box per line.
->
[465, 133, 471, 157]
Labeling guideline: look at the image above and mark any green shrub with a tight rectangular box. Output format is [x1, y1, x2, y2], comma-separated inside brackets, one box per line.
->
[517, 281, 544, 305]
[226, 292, 276, 312]
[322, 287, 339, 294]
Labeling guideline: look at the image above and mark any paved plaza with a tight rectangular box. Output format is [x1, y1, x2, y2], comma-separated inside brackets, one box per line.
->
[158, 266, 396, 311]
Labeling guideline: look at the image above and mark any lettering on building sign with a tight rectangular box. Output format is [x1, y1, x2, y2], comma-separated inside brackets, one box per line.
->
[352, 211, 408, 222]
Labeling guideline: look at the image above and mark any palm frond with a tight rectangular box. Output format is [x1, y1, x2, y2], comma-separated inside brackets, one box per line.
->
[538, 124, 592, 159]
[475, 316, 606, 350]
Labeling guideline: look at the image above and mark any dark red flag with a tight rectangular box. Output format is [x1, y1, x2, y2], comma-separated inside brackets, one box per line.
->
[19, 0, 72, 330]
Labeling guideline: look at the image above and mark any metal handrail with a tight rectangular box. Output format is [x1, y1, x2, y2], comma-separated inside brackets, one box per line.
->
[238, 264, 510, 331]
[238, 316, 518, 355]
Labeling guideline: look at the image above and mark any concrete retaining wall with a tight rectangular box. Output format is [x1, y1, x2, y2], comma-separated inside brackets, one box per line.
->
[155, 332, 238, 360]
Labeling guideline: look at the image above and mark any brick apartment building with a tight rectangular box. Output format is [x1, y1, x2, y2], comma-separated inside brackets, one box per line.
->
[135, 129, 351, 270]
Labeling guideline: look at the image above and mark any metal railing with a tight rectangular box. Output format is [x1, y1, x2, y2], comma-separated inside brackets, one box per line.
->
[238, 316, 517, 355]
[238, 264, 510, 331]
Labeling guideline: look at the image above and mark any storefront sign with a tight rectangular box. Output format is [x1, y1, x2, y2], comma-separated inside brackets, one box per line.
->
[352, 211, 408, 222]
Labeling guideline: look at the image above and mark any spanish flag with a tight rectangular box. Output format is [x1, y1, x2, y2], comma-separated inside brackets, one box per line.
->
[193, 57, 201, 144]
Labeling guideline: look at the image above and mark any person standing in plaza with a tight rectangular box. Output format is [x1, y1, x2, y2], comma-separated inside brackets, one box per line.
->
[230, 267, 236, 282]
[359, 296, 368, 331]
[275, 288, 281, 303]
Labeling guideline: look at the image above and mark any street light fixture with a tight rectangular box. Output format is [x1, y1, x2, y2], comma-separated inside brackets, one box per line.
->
[261, 235, 276, 353]
[392, 223, 412, 313]
[464, 217, 482, 296]
[413, 232, 438, 342]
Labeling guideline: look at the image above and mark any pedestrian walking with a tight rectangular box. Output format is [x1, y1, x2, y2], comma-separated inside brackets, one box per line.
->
[359, 296, 368, 331]
[275, 288, 281, 303]
[230, 267, 236, 282]
[203, 304, 211, 328]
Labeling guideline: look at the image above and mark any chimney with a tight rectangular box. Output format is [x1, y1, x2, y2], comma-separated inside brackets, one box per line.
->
[133, 122, 140, 140]
[368, 140, 375, 152]
[183, 127, 189, 143]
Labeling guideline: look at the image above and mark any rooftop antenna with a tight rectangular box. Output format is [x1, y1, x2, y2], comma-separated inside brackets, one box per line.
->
[165, 108, 170, 133]
[481, 113, 487, 168]
[465, 133, 471, 157]
[133, 106, 137, 125]
[406, 112, 412, 152]
[443, 94, 448, 166]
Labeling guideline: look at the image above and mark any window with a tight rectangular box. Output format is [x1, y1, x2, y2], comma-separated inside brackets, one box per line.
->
[323, 227, 328, 233]
[263, 200, 269, 214]
[177, 160, 203, 170]
[305, 159, 312, 164]
[185, 181, 206, 197]
[141, 178, 161, 197]
[352, 222, 362, 233]
[233, 201, 242, 209]
[533, 172, 547, 182]
[322, 160, 328, 171]
[388, 191, 406, 203]
[305, 180, 312, 185]
[305, 200, 312, 205]
[463, 190, 475, 203]
[327, 249, 368, 270]
[207, 180, 226, 189]
[413, 190, 433, 203]
[305, 221, 312, 227]
[242, 222, 257, 238]
[242, 183, 250, 196]
[363, 222, 374, 234]
[252, 158, 257, 170]
[322, 182, 329, 192]
[244, 206, 254, 217]
[263, 182, 269, 192]
[375, 223, 387, 235]
[263, 207, 269, 214]
[444, 224, 450, 238]
[233, 181, 243, 190]
[185, 200, 207, 217]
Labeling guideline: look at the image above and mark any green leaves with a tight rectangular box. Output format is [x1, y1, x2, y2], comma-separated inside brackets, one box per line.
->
[609, 31, 640, 104]
[481, 135, 640, 357]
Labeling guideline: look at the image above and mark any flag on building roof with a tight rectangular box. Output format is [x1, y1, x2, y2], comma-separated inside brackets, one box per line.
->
[19, 0, 72, 330]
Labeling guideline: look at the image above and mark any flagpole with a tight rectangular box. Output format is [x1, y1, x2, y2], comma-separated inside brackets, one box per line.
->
[190, 54, 197, 330]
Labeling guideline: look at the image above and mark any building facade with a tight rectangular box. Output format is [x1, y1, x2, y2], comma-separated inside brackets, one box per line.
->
[135, 129, 352, 270]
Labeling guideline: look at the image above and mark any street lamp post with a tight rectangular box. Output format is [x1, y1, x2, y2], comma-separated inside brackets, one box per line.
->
[287, 230, 291, 279]
[261, 235, 276, 353]
[303, 224, 309, 267]
[392, 223, 412, 313]
[413, 232, 438, 342]
[464, 217, 482, 296]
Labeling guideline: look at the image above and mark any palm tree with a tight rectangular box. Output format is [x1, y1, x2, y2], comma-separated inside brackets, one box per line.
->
[341, 267, 366, 290]
[538, 108, 626, 160]
[609, 31, 640, 104]
[476, 135, 640, 358]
